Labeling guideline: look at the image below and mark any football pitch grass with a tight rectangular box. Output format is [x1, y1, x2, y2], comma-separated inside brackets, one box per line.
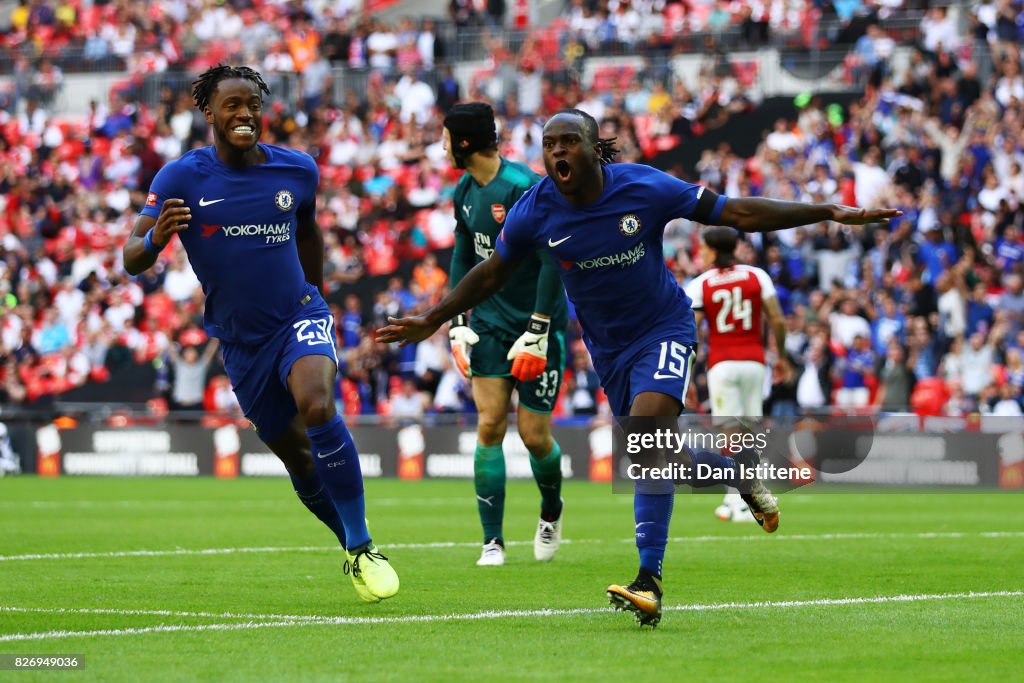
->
[1, 477, 1021, 682]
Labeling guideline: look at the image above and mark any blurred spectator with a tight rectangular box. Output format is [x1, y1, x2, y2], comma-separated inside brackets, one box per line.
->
[936, 270, 967, 341]
[870, 294, 906, 355]
[450, 0, 479, 33]
[367, 18, 398, 73]
[168, 337, 220, 411]
[411, 253, 448, 305]
[0, 422, 21, 476]
[34, 308, 72, 355]
[162, 252, 201, 303]
[300, 49, 333, 113]
[433, 354, 470, 413]
[766, 354, 800, 417]
[877, 340, 915, 412]
[796, 340, 831, 413]
[395, 67, 436, 125]
[829, 295, 871, 348]
[966, 281, 995, 336]
[920, 7, 960, 54]
[208, 375, 243, 415]
[435, 64, 462, 114]
[835, 333, 875, 408]
[998, 275, 1024, 337]
[390, 377, 427, 421]
[566, 348, 601, 416]
[987, 379, 1023, 415]
[414, 328, 448, 396]
[960, 329, 1000, 405]
[341, 294, 363, 349]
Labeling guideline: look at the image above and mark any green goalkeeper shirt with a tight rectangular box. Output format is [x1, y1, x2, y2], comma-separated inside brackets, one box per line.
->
[450, 158, 568, 336]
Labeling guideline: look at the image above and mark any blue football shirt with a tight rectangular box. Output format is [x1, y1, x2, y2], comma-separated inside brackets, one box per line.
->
[140, 144, 319, 344]
[495, 163, 726, 365]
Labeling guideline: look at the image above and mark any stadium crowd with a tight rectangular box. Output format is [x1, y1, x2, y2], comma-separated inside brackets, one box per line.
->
[1, 1, 1024, 420]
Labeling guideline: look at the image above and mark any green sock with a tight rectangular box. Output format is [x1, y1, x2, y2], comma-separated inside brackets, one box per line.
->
[531, 441, 564, 522]
[474, 443, 506, 543]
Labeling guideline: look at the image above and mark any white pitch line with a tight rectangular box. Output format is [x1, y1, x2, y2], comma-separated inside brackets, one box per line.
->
[0, 591, 1019, 643]
[0, 497, 465, 510]
[0, 606, 321, 622]
[1, 530, 1022, 563]
[0, 546, 335, 562]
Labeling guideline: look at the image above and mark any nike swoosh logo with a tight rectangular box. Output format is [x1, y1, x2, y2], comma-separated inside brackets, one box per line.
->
[653, 372, 680, 380]
[198, 197, 225, 207]
[548, 235, 572, 247]
[316, 445, 345, 459]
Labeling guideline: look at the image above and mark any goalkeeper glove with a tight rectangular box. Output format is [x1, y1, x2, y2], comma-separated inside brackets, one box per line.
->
[507, 314, 550, 381]
[448, 314, 478, 379]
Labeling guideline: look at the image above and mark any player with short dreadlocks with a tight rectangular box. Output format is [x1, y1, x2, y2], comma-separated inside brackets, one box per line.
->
[441, 102, 569, 567]
[124, 65, 400, 603]
[378, 107, 901, 628]
[191, 64, 269, 113]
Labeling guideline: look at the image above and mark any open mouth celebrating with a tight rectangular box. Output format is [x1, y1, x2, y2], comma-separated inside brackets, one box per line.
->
[555, 159, 572, 182]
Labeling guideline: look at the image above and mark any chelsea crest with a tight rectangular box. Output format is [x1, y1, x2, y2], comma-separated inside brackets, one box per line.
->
[619, 213, 641, 236]
[275, 190, 295, 212]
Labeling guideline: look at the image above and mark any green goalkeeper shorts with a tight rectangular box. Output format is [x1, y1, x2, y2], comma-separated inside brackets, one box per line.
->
[469, 322, 566, 414]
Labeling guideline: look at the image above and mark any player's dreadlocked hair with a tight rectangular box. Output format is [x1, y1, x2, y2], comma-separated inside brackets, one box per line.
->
[560, 108, 620, 165]
[191, 65, 270, 112]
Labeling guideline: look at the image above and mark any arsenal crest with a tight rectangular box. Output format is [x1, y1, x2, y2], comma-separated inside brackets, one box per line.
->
[491, 204, 506, 223]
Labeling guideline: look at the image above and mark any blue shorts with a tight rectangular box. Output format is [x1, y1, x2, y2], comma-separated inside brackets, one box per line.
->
[220, 296, 339, 442]
[594, 337, 695, 416]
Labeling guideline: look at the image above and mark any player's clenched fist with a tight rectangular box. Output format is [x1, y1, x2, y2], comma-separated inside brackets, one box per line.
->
[448, 314, 478, 379]
[507, 314, 549, 381]
[151, 198, 192, 249]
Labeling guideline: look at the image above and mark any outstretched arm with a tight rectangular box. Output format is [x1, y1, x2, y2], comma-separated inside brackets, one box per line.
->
[376, 251, 523, 346]
[716, 197, 901, 233]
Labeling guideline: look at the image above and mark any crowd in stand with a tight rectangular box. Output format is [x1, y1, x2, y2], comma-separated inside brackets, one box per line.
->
[0, 0, 854, 78]
[2, 1, 1024, 420]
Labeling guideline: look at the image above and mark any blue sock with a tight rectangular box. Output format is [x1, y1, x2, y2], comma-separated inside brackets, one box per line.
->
[687, 449, 740, 488]
[290, 471, 347, 547]
[308, 415, 371, 550]
[634, 492, 674, 577]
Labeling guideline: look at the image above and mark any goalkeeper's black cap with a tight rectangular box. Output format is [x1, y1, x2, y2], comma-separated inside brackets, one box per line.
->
[444, 102, 498, 168]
